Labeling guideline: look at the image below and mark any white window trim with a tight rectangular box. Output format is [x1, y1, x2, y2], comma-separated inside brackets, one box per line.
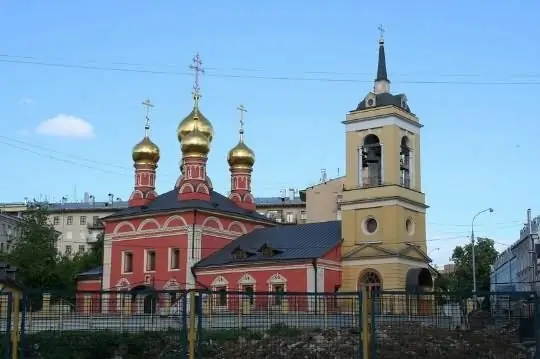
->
[168, 247, 180, 271]
[121, 251, 133, 274]
[144, 249, 157, 273]
[380, 143, 384, 184]
[357, 147, 363, 186]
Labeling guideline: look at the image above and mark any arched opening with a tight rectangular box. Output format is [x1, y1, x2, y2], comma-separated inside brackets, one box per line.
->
[130, 285, 157, 314]
[400, 136, 411, 188]
[358, 269, 382, 313]
[406, 267, 434, 315]
[361, 135, 382, 187]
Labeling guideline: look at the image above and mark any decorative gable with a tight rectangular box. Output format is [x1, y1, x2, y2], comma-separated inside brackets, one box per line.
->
[231, 246, 254, 260]
[398, 243, 431, 262]
[258, 243, 282, 257]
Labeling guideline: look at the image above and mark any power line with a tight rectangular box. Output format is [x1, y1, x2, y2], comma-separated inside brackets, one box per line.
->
[3, 53, 540, 80]
[1, 56, 539, 86]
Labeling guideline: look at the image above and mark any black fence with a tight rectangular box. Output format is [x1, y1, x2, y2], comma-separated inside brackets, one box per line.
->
[0, 289, 537, 358]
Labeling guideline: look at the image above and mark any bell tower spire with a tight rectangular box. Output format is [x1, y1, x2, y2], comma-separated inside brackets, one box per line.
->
[340, 28, 431, 296]
[374, 25, 390, 94]
[129, 98, 160, 207]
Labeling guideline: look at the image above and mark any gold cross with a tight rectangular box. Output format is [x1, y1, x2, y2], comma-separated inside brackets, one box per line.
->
[237, 104, 247, 135]
[142, 98, 154, 135]
[189, 53, 205, 97]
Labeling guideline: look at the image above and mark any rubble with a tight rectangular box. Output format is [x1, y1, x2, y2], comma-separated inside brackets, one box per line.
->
[196, 322, 532, 359]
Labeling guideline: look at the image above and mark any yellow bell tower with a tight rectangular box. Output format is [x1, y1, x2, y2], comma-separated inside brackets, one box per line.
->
[340, 28, 433, 296]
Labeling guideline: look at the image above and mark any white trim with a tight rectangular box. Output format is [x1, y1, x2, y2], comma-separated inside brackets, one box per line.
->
[380, 143, 384, 183]
[185, 230, 195, 289]
[143, 248, 156, 273]
[317, 265, 325, 292]
[198, 264, 310, 276]
[318, 259, 341, 266]
[361, 216, 379, 236]
[345, 116, 420, 134]
[342, 257, 428, 268]
[409, 149, 415, 189]
[340, 199, 426, 213]
[238, 273, 256, 285]
[357, 147, 363, 186]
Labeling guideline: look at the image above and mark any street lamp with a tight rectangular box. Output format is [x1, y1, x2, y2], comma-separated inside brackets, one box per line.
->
[471, 208, 494, 297]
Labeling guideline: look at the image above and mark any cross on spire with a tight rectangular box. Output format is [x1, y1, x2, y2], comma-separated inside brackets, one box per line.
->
[142, 98, 154, 136]
[189, 53, 205, 101]
[378, 24, 385, 42]
[237, 104, 247, 140]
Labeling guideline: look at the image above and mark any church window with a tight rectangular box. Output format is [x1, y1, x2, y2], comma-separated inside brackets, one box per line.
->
[145, 250, 156, 271]
[400, 136, 411, 188]
[405, 218, 415, 235]
[363, 217, 378, 234]
[123, 252, 133, 273]
[215, 287, 227, 306]
[358, 270, 381, 299]
[361, 134, 382, 187]
[243, 285, 254, 305]
[170, 248, 180, 270]
[273, 284, 285, 305]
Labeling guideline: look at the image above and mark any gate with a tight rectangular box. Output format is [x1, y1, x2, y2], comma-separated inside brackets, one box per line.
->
[0, 292, 13, 359]
[369, 291, 540, 359]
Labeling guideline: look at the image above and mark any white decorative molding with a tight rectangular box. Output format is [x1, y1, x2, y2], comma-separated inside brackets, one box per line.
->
[113, 221, 137, 234]
[202, 216, 224, 230]
[211, 275, 229, 286]
[238, 273, 256, 285]
[137, 218, 161, 232]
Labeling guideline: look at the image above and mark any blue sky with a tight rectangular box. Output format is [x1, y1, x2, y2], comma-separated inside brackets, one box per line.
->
[0, 1, 539, 265]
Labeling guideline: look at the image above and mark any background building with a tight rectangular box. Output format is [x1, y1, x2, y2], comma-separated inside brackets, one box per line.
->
[490, 210, 540, 294]
[301, 176, 345, 223]
[0, 214, 22, 253]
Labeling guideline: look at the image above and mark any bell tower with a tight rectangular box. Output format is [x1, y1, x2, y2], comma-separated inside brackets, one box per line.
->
[340, 28, 433, 296]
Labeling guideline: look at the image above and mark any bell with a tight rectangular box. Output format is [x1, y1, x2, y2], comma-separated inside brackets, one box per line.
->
[366, 151, 379, 164]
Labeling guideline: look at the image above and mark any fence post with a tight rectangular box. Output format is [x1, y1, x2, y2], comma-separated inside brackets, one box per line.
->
[361, 288, 370, 359]
[188, 293, 197, 359]
[535, 293, 540, 359]
[11, 291, 20, 359]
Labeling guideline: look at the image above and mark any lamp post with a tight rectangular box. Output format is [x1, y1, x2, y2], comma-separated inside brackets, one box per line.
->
[471, 208, 494, 297]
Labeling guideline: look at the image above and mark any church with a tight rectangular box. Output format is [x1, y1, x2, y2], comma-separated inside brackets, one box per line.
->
[77, 32, 433, 315]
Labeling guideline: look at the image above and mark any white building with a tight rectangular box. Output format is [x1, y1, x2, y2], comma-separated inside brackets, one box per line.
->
[0, 213, 22, 252]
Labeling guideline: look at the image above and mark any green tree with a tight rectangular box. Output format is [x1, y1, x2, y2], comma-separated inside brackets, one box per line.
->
[451, 237, 499, 294]
[73, 233, 104, 272]
[6, 208, 61, 289]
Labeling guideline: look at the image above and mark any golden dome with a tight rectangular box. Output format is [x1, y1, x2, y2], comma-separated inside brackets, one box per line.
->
[177, 105, 214, 143]
[181, 124, 210, 157]
[132, 136, 160, 165]
[227, 140, 255, 168]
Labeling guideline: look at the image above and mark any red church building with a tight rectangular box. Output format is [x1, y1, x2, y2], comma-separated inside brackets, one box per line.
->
[76, 54, 342, 314]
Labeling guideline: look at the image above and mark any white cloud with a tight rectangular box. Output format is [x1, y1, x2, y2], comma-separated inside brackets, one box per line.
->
[35, 114, 95, 138]
[17, 97, 33, 106]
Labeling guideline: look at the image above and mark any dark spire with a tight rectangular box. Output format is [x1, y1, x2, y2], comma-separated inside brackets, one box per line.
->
[375, 38, 390, 83]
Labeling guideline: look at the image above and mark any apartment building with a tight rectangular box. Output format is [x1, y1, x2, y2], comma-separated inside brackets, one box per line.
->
[0, 214, 22, 253]
[301, 177, 345, 223]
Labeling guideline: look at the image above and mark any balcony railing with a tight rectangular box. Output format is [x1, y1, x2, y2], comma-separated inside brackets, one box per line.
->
[87, 221, 104, 230]
[361, 176, 382, 188]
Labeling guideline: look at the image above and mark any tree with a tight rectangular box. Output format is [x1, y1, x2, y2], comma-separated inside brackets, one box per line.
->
[73, 233, 104, 272]
[6, 208, 62, 289]
[451, 237, 499, 295]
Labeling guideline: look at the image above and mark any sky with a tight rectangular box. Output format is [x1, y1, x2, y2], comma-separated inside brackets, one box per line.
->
[0, 1, 539, 265]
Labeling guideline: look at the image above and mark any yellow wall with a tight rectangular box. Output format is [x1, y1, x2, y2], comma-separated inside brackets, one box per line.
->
[340, 105, 429, 292]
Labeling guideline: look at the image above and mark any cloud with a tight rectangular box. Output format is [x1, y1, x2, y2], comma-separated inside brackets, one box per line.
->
[17, 97, 33, 106]
[35, 114, 95, 138]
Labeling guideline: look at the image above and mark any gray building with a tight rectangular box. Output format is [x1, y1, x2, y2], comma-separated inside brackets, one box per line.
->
[0, 213, 22, 253]
[490, 211, 540, 294]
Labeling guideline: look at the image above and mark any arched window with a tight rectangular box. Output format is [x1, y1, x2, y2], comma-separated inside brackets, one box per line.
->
[400, 136, 411, 188]
[358, 269, 381, 298]
[361, 135, 382, 187]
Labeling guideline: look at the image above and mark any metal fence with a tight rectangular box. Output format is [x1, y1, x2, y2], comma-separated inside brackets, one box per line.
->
[0, 289, 538, 358]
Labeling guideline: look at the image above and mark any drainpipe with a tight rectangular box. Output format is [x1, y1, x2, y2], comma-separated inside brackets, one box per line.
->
[312, 259, 318, 314]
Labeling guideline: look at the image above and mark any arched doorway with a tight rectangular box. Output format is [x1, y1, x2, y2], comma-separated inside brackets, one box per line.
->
[358, 269, 382, 313]
[130, 285, 157, 314]
[405, 267, 434, 315]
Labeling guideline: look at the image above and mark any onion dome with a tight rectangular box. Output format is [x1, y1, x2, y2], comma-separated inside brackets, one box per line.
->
[132, 136, 160, 165]
[177, 99, 214, 143]
[181, 118, 210, 157]
[227, 140, 255, 169]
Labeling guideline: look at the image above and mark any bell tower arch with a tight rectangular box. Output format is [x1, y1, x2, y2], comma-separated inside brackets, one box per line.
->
[340, 30, 431, 295]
